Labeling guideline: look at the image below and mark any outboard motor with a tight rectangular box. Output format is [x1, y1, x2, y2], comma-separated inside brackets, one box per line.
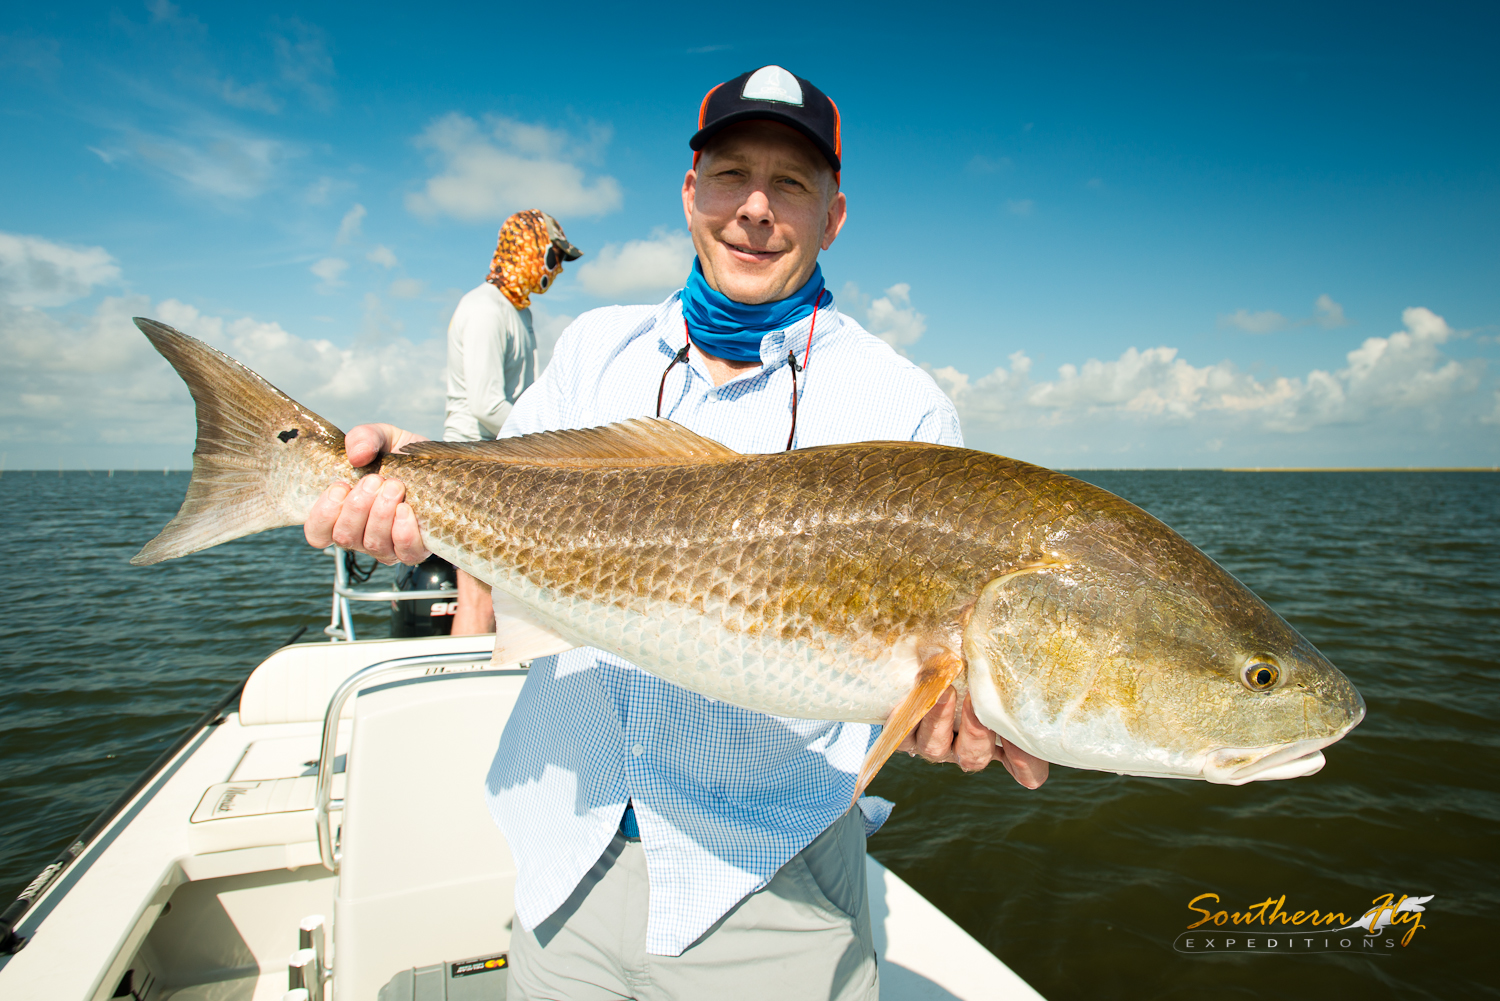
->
[390, 554, 459, 637]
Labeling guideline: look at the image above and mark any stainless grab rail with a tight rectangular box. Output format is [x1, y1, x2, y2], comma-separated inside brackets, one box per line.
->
[324, 546, 458, 641]
[333, 587, 455, 601]
[314, 650, 496, 872]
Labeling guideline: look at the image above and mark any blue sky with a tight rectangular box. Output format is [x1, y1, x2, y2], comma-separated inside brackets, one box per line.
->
[2, 0, 1496, 469]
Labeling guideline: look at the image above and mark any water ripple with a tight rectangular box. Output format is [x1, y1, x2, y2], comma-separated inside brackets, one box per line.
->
[1, 469, 1495, 999]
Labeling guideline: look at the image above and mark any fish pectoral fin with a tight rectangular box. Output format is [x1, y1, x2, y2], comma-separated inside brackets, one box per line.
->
[489, 590, 578, 665]
[491, 618, 577, 665]
[401, 418, 740, 466]
[852, 648, 966, 804]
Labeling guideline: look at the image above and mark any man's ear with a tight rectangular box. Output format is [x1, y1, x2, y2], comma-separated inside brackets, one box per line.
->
[821, 189, 848, 251]
[681, 170, 698, 228]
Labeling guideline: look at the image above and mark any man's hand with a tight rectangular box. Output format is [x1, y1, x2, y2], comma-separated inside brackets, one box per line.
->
[898, 688, 1049, 789]
[303, 423, 432, 565]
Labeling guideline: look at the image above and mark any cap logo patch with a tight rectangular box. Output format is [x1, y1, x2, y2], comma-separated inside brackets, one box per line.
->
[741, 65, 803, 106]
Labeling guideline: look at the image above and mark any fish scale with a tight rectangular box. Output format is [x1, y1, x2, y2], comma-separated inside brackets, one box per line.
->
[129, 317, 1365, 790]
[389, 446, 1031, 722]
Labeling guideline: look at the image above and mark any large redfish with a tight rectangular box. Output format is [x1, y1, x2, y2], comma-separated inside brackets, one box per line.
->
[130, 318, 1364, 795]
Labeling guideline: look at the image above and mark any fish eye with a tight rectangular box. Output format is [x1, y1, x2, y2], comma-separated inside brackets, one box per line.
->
[1242, 658, 1280, 691]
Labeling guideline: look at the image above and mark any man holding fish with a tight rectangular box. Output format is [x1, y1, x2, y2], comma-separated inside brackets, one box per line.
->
[306, 66, 1045, 998]
[132, 61, 1360, 996]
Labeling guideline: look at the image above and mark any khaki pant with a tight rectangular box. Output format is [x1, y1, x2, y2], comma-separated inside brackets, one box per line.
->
[509, 809, 878, 1001]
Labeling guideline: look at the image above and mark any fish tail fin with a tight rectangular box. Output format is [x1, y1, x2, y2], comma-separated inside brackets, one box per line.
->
[130, 317, 344, 566]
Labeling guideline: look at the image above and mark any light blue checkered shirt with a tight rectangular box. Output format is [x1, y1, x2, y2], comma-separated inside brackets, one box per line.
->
[484, 290, 964, 956]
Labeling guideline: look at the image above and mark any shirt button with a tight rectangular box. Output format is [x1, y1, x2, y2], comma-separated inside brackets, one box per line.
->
[632, 743, 645, 757]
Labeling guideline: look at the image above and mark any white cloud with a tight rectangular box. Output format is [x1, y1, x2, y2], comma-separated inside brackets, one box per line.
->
[0, 32, 62, 76]
[272, 18, 336, 111]
[1334, 306, 1475, 412]
[0, 233, 121, 308]
[1005, 198, 1034, 217]
[837, 281, 928, 354]
[336, 203, 366, 244]
[356, 291, 405, 345]
[367, 244, 399, 269]
[146, 0, 188, 24]
[1315, 293, 1349, 328]
[932, 307, 1488, 458]
[310, 257, 348, 292]
[1482, 389, 1500, 427]
[967, 155, 1012, 174]
[865, 284, 927, 351]
[0, 292, 446, 466]
[405, 113, 623, 222]
[388, 277, 425, 299]
[575, 229, 693, 299]
[305, 177, 334, 204]
[213, 75, 281, 113]
[1220, 308, 1289, 334]
[120, 125, 285, 199]
[1222, 296, 1351, 334]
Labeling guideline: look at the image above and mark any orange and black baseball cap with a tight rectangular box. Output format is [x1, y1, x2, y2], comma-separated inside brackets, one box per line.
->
[690, 65, 842, 175]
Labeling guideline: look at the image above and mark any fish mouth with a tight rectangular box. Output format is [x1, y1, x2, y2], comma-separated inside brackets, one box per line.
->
[1202, 736, 1340, 785]
[1202, 689, 1366, 785]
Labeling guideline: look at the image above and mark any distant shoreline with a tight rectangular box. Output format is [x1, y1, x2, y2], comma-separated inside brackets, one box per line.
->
[1062, 466, 1500, 473]
[1218, 467, 1499, 473]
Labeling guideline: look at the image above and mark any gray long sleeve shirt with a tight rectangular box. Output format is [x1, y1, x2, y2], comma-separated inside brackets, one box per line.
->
[443, 282, 537, 442]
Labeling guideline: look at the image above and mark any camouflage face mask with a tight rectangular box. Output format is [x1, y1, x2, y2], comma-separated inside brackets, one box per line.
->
[487, 210, 579, 309]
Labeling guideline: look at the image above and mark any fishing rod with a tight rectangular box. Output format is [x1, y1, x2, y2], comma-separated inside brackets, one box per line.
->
[0, 624, 310, 955]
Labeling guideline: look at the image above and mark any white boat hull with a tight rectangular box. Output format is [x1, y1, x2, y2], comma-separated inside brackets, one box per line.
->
[0, 634, 1045, 1001]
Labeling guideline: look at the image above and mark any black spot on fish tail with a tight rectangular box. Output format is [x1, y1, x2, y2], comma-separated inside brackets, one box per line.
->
[129, 317, 342, 565]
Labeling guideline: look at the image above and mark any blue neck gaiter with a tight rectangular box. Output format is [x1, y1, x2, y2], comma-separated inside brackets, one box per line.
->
[679, 258, 832, 363]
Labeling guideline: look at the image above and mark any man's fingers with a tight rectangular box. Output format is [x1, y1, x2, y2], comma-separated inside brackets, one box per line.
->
[892, 688, 1051, 787]
[997, 738, 1049, 789]
[308, 417, 433, 560]
[892, 687, 1051, 788]
[344, 422, 432, 468]
[912, 688, 958, 761]
[392, 502, 431, 565]
[344, 425, 391, 469]
[954, 696, 998, 772]
[304, 482, 351, 549]
[363, 478, 406, 563]
[331, 473, 382, 552]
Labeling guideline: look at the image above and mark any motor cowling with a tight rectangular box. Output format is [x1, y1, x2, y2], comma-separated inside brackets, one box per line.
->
[389, 554, 458, 637]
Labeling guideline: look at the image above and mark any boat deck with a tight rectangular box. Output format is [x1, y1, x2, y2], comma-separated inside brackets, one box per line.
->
[0, 634, 1045, 1001]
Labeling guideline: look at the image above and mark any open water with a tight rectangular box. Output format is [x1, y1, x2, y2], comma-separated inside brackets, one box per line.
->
[1, 468, 1495, 1000]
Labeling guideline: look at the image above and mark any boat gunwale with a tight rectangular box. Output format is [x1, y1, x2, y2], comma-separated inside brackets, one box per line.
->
[0, 628, 308, 958]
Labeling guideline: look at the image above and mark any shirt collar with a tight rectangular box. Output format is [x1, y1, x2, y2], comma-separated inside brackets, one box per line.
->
[655, 290, 843, 372]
